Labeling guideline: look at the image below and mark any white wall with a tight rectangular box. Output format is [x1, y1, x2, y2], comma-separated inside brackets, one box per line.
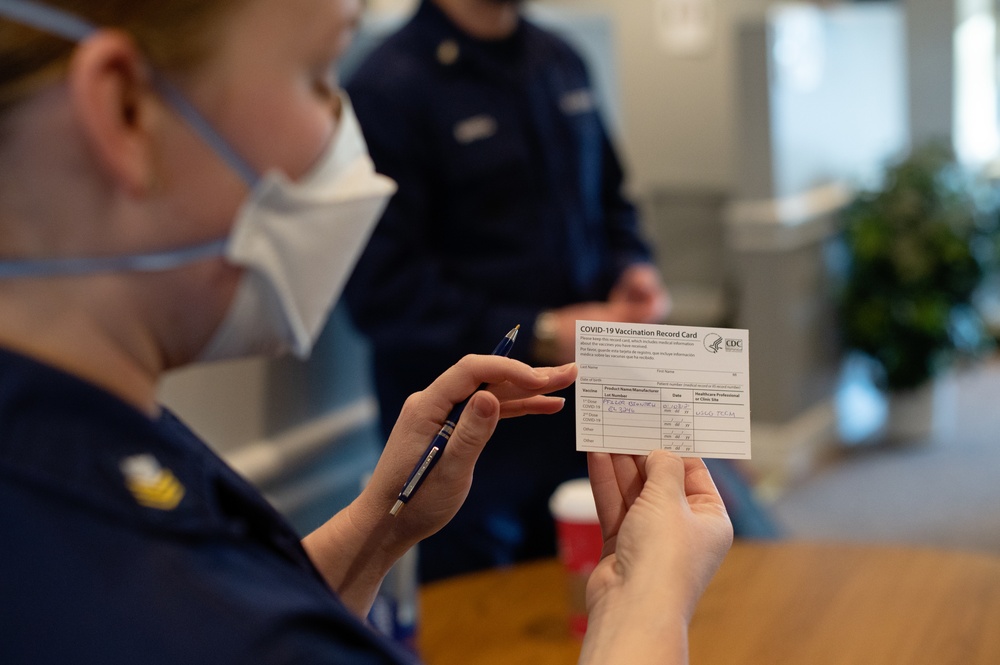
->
[540, 0, 743, 194]
[765, 3, 909, 196]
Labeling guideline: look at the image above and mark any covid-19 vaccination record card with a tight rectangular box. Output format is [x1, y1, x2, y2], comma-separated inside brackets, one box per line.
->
[575, 320, 751, 459]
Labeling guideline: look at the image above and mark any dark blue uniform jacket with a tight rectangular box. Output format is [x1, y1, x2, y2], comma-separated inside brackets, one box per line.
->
[345, 0, 652, 414]
[0, 347, 414, 664]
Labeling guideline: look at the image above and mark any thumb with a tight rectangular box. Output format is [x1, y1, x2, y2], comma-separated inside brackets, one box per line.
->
[643, 449, 688, 500]
[444, 391, 501, 467]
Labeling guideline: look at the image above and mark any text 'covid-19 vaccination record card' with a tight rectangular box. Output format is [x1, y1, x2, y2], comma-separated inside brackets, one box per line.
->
[575, 320, 750, 459]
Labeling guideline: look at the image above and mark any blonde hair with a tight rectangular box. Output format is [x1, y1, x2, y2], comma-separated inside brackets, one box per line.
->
[0, 1, 244, 115]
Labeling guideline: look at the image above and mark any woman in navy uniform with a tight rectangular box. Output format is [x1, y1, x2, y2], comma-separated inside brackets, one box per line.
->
[0, 1, 732, 664]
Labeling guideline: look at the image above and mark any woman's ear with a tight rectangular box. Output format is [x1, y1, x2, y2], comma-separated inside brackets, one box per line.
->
[66, 29, 161, 197]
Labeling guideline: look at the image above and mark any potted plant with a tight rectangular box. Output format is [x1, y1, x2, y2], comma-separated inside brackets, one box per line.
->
[837, 144, 997, 440]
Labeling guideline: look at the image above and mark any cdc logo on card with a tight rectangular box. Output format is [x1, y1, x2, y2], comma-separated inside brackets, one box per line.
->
[704, 333, 744, 354]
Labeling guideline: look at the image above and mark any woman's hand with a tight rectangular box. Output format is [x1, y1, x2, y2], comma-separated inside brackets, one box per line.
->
[365, 355, 577, 545]
[302, 355, 577, 617]
[579, 451, 733, 665]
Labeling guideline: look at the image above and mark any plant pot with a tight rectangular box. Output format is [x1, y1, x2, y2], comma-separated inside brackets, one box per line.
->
[884, 377, 957, 443]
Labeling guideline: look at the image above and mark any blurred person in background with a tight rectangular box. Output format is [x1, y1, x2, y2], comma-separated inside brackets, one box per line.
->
[344, 0, 670, 581]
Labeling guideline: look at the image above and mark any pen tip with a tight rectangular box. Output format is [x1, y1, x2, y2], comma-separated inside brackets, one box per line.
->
[390, 500, 404, 517]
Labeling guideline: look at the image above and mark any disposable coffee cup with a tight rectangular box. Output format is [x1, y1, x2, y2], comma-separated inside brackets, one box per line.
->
[549, 478, 603, 639]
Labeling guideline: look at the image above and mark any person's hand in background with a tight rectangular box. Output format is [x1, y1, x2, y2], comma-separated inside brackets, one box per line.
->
[608, 263, 671, 324]
[533, 263, 671, 366]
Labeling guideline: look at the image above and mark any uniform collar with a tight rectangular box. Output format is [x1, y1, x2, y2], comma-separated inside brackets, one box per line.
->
[414, 0, 531, 76]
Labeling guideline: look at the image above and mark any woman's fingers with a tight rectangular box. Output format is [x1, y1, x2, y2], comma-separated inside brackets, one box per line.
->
[489, 362, 577, 402]
[418, 357, 576, 418]
[497, 394, 566, 418]
[611, 454, 646, 511]
[681, 457, 725, 503]
[588, 453, 626, 548]
[432, 390, 502, 471]
[421, 355, 547, 406]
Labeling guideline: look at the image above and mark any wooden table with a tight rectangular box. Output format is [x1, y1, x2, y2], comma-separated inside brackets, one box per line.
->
[417, 540, 1000, 664]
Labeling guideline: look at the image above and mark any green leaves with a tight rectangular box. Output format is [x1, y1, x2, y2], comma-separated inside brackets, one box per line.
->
[837, 144, 996, 391]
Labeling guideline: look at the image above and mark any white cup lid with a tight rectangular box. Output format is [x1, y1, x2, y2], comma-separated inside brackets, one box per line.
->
[548, 478, 598, 523]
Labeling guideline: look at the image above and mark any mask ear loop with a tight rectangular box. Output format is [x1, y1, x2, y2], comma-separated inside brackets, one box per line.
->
[0, 0, 261, 187]
[0, 0, 263, 278]
[0, 0, 96, 41]
[151, 74, 260, 188]
[0, 240, 230, 278]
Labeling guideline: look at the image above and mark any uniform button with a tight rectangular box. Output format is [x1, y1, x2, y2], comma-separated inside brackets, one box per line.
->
[437, 39, 459, 65]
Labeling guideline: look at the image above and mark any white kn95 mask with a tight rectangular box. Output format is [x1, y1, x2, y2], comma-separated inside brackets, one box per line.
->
[0, 0, 397, 362]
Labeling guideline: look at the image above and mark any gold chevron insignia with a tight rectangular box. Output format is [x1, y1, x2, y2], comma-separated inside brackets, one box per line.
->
[120, 454, 185, 511]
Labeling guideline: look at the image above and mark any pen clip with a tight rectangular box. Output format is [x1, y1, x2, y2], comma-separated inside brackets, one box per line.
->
[390, 420, 455, 516]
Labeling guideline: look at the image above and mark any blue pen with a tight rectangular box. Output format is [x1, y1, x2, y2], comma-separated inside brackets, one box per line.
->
[390, 325, 520, 516]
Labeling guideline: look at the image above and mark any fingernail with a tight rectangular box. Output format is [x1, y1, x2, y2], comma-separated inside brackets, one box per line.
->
[472, 394, 497, 418]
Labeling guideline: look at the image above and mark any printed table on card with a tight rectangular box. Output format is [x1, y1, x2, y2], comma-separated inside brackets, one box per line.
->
[575, 321, 751, 459]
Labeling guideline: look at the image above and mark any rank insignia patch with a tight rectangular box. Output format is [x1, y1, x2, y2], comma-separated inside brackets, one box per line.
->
[120, 454, 185, 511]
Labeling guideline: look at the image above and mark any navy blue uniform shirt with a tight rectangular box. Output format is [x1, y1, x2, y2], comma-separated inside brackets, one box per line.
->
[345, 0, 651, 367]
[343, 0, 654, 580]
[0, 347, 414, 664]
